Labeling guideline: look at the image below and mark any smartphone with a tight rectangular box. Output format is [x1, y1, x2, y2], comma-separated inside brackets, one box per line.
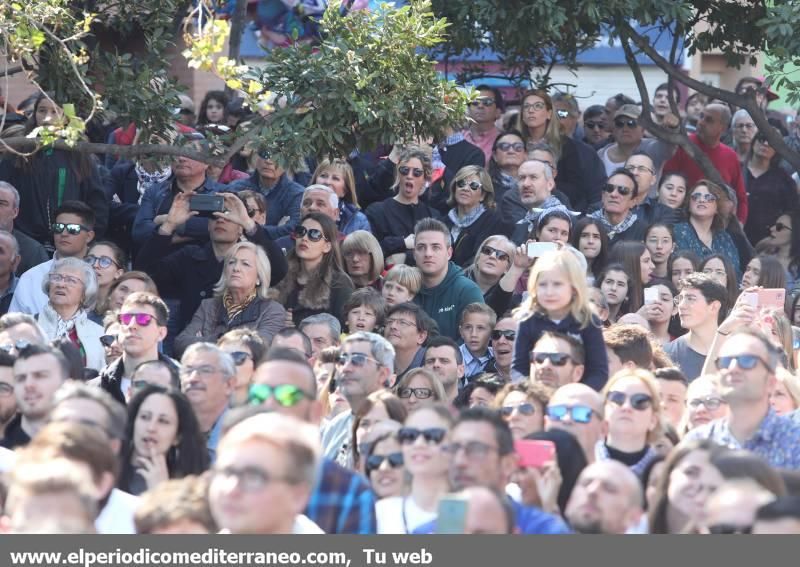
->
[189, 194, 225, 217]
[757, 288, 786, 311]
[514, 440, 556, 468]
[435, 496, 467, 534]
[526, 241, 558, 259]
[741, 292, 758, 308]
[644, 287, 659, 305]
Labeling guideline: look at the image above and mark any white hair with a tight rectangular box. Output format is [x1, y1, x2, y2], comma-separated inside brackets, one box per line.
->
[43, 257, 99, 311]
[303, 184, 339, 209]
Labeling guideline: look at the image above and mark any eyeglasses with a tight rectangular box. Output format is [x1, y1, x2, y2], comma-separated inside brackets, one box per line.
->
[212, 465, 293, 492]
[708, 524, 752, 535]
[456, 179, 483, 191]
[396, 386, 433, 400]
[715, 355, 769, 371]
[688, 396, 724, 410]
[246, 208, 257, 218]
[734, 123, 756, 130]
[556, 109, 571, 119]
[84, 255, 120, 269]
[118, 312, 155, 327]
[546, 404, 595, 424]
[603, 183, 632, 196]
[773, 222, 792, 232]
[522, 101, 546, 113]
[48, 273, 83, 287]
[398, 166, 424, 178]
[247, 383, 312, 407]
[365, 452, 404, 475]
[532, 352, 574, 366]
[52, 223, 90, 235]
[0, 339, 31, 354]
[496, 142, 525, 152]
[690, 192, 717, 203]
[336, 352, 382, 367]
[99, 334, 118, 348]
[674, 293, 701, 305]
[480, 245, 510, 262]
[606, 391, 653, 411]
[754, 136, 770, 146]
[0, 383, 13, 397]
[179, 364, 219, 378]
[491, 329, 516, 341]
[397, 427, 447, 445]
[625, 164, 654, 175]
[584, 121, 605, 130]
[385, 317, 416, 329]
[229, 351, 252, 366]
[614, 118, 638, 129]
[500, 402, 536, 417]
[442, 441, 498, 459]
[469, 98, 496, 108]
[292, 225, 327, 242]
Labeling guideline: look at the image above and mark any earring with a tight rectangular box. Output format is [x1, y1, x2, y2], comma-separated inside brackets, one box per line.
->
[256, 280, 262, 287]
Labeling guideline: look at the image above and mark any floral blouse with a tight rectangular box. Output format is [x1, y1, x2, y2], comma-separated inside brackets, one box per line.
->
[673, 222, 742, 279]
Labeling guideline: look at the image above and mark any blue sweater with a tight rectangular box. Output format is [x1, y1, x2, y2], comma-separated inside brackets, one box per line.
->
[228, 172, 304, 239]
[413, 498, 572, 534]
[512, 311, 608, 391]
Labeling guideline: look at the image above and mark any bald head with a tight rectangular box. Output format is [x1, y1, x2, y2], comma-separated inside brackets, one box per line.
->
[461, 486, 514, 534]
[565, 460, 643, 534]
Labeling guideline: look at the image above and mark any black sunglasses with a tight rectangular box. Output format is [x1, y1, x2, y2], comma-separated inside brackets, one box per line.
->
[532, 352, 573, 366]
[500, 402, 536, 417]
[606, 391, 653, 411]
[52, 223, 90, 235]
[396, 387, 433, 400]
[397, 427, 447, 445]
[469, 98, 496, 108]
[292, 226, 327, 242]
[399, 166, 424, 178]
[584, 120, 605, 130]
[365, 452, 404, 475]
[603, 183, 632, 196]
[773, 222, 792, 232]
[229, 351, 252, 366]
[456, 179, 482, 191]
[100, 334, 118, 348]
[614, 118, 638, 129]
[491, 329, 516, 341]
[480, 245, 510, 262]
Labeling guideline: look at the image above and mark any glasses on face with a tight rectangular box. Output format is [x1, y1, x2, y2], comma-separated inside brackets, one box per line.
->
[212, 465, 291, 492]
[229, 351, 252, 366]
[491, 329, 516, 341]
[456, 179, 483, 191]
[480, 245, 510, 262]
[396, 386, 433, 400]
[715, 354, 768, 371]
[247, 383, 311, 407]
[614, 118, 638, 129]
[500, 402, 536, 417]
[398, 166, 424, 178]
[625, 164, 654, 175]
[707, 523, 752, 535]
[688, 396, 724, 410]
[603, 183, 632, 196]
[773, 222, 792, 232]
[336, 352, 381, 367]
[0, 383, 13, 397]
[469, 98, 496, 108]
[703, 268, 727, 278]
[584, 120, 605, 130]
[523, 101, 546, 113]
[385, 317, 416, 329]
[606, 391, 653, 411]
[52, 223, 90, 235]
[118, 312, 155, 327]
[49, 273, 84, 288]
[179, 364, 219, 378]
[674, 293, 701, 306]
[0, 339, 31, 354]
[397, 427, 447, 445]
[546, 404, 595, 424]
[84, 255, 120, 269]
[734, 123, 756, 130]
[292, 225, 327, 243]
[532, 352, 573, 366]
[690, 192, 717, 203]
[100, 334, 118, 348]
[365, 452, 404, 475]
[442, 440, 498, 459]
[496, 141, 525, 152]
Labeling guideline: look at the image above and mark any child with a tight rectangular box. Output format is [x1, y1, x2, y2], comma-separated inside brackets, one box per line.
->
[342, 288, 385, 334]
[382, 264, 422, 307]
[458, 303, 497, 381]
[512, 249, 608, 391]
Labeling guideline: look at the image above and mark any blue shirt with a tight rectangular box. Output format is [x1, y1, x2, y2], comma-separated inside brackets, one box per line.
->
[206, 408, 227, 464]
[672, 222, 742, 279]
[686, 408, 800, 470]
[459, 344, 494, 382]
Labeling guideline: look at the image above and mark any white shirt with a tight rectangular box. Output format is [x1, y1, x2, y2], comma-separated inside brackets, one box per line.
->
[376, 496, 437, 534]
[8, 259, 53, 315]
[95, 489, 139, 534]
[293, 514, 325, 534]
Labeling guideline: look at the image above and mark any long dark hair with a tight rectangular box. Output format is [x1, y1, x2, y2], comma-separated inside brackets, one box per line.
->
[571, 217, 610, 278]
[198, 90, 229, 125]
[526, 429, 587, 514]
[596, 262, 632, 317]
[608, 242, 647, 312]
[699, 253, 738, 309]
[118, 385, 209, 493]
[752, 254, 787, 289]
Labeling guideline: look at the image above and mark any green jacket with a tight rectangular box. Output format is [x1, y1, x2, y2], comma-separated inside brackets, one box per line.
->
[415, 262, 485, 339]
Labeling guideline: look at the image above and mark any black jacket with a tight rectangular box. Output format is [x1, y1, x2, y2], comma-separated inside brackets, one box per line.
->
[423, 140, 486, 215]
[93, 353, 180, 406]
[103, 160, 144, 255]
[444, 208, 511, 267]
[365, 197, 441, 263]
[0, 414, 30, 449]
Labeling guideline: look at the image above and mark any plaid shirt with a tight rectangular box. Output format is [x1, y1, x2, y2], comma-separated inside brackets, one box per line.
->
[304, 458, 377, 534]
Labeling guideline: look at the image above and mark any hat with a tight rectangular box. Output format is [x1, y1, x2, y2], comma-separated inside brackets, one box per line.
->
[615, 104, 642, 120]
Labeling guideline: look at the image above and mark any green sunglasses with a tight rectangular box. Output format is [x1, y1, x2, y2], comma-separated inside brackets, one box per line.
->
[247, 384, 313, 407]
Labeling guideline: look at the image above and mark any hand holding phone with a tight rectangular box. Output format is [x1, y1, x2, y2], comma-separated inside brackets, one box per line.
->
[435, 496, 467, 534]
[526, 241, 558, 259]
[515, 440, 556, 468]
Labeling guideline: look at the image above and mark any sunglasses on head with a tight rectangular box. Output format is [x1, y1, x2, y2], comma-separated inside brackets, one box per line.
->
[247, 383, 311, 407]
[469, 98, 496, 108]
[491, 329, 516, 341]
[292, 225, 327, 242]
[500, 402, 536, 417]
[773, 222, 791, 232]
[690, 192, 717, 203]
[365, 452, 404, 475]
[397, 427, 447, 445]
[496, 141, 524, 152]
[456, 179, 483, 191]
[546, 404, 594, 424]
[603, 183, 632, 196]
[715, 354, 768, 371]
[606, 391, 653, 411]
[229, 351, 252, 366]
[398, 165, 424, 178]
[84, 255, 120, 269]
[480, 245, 510, 262]
[397, 386, 433, 400]
[584, 120, 605, 130]
[118, 312, 155, 327]
[532, 352, 573, 366]
[614, 118, 638, 129]
[52, 223, 90, 235]
[556, 109, 570, 119]
[99, 334, 118, 348]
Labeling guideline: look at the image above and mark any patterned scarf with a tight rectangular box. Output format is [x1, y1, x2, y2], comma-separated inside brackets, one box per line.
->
[44, 303, 87, 340]
[222, 289, 257, 322]
[521, 195, 563, 232]
[135, 162, 172, 204]
[448, 203, 486, 242]
[588, 208, 639, 240]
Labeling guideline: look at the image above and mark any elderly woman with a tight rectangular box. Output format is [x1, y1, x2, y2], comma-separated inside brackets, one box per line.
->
[673, 180, 742, 279]
[465, 235, 529, 316]
[36, 257, 105, 371]
[174, 241, 285, 356]
[443, 165, 509, 267]
[311, 158, 371, 235]
[341, 231, 385, 289]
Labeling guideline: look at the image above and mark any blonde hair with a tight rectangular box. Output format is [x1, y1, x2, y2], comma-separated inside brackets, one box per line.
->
[519, 249, 594, 328]
[384, 264, 422, 295]
[446, 165, 496, 210]
[602, 368, 663, 444]
[342, 230, 385, 282]
[312, 158, 359, 208]
[213, 241, 272, 300]
[775, 367, 800, 410]
[393, 368, 447, 403]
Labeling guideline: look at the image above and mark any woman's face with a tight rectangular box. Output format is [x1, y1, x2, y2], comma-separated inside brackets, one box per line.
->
[604, 376, 657, 443]
[640, 249, 655, 284]
[453, 174, 485, 211]
[48, 267, 86, 312]
[205, 98, 225, 123]
[578, 223, 602, 260]
[219, 340, 256, 394]
[768, 214, 792, 247]
[770, 380, 798, 416]
[753, 136, 776, 161]
[666, 449, 724, 527]
[103, 322, 123, 363]
[477, 239, 512, 279]
[741, 258, 761, 289]
[538, 218, 570, 244]
[355, 401, 391, 451]
[225, 247, 259, 293]
[316, 167, 348, 199]
[688, 185, 718, 220]
[645, 226, 674, 266]
[109, 278, 148, 312]
[493, 135, 526, 171]
[522, 95, 551, 132]
[87, 244, 124, 289]
[133, 393, 180, 458]
[600, 270, 629, 307]
[671, 258, 695, 289]
[344, 249, 371, 279]
[401, 408, 451, 478]
[397, 158, 427, 203]
[500, 390, 544, 440]
[367, 437, 405, 499]
[701, 257, 728, 288]
[658, 175, 687, 209]
[295, 219, 332, 263]
[401, 375, 437, 412]
[347, 305, 378, 333]
[468, 386, 494, 408]
[35, 98, 63, 127]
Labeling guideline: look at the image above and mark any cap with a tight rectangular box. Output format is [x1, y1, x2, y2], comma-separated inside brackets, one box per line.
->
[615, 104, 642, 120]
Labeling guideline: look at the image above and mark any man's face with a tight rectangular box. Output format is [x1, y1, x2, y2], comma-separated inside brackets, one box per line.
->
[209, 215, 243, 245]
[252, 360, 318, 422]
[423, 345, 462, 391]
[0, 186, 19, 231]
[180, 350, 233, 416]
[717, 335, 773, 405]
[565, 463, 640, 534]
[209, 439, 310, 534]
[449, 421, 509, 491]
[413, 231, 451, 278]
[384, 311, 426, 353]
[118, 304, 166, 359]
[656, 378, 687, 428]
[0, 366, 17, 426]
[49, 397, 115, 450]
[612, 114, 643, 146]
[652, 89, 670, 117]
[676, 287, 717, 331]
[532, 335, 583, 388]
[0, 325, 44, 355]
[337, 341, 385, 403]
[0, 233, 19, 279]
[172, 141, 209, 181]
[53, 213, 94, 257]
[468, 89, 501, 126]
[517, 161, 554, 208]
[696, 106, 726, 144]
[301, 323, 337, 359]
[625, 155, 656, 198]
[583, 114, 609, 145]
[490, 318, 516, 370]
[271, 334, 311, 360]
[463, 488, 511, 534]
[553, 101, 578, 136]
[459, 313, 492, 356]
[545, 386, 605, 460]
[601, 174, 636, 218]
[255, 155, 285, 186]
[301, 190, 338, 220]
[13, 353, 66, 421]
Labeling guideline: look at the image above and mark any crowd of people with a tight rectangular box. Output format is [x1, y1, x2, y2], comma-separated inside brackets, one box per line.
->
[1, 77, 800, 534]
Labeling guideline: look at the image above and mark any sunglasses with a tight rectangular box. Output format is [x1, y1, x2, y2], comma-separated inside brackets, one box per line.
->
[365, 452, 404, 475]
[396, 386, 433, 400]
[100, 334, 118, 348]
[84, 255, 120, 269]
[52, 222, 90, 235]
[607, 391, 653, 411]
[491, 329, 516, 341]
[397, 427, 447, 445]
[500, 402, 536, 417]
[0, 339, 31, 354]
[584, 120, 605, 130]
[337, 352, 381, 367]
[556, 109, 570, 119]
[480, 245, 510, 262]
[688, 396, 724, 410]
[456, 179, 483, 191]
[496, 141, 525, 152]
[469, 98, 496, 108]
[398, 165, 424, 178]
[532, 352, 573, 366]
[257, 150, 272, 160]
[614, 118, 638, 129]
[247, 383, 311, 407]
[292, 226, 327, 242]
[690, 192, 718, 203]
[715, 355, 768, 371]
[603, 183, 632, 196]
[229, 351, 252, 366]
[754, 136, 770, 146]
[118, 312, 155, 326]
[546, 404, 594, 424]
[708, 524, 752, 535]
[773, 222, 792, 232]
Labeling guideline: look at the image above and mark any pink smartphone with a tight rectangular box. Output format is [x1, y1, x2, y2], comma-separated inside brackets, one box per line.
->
[757, 288, 785, 311]
[514, 440, 556, 468]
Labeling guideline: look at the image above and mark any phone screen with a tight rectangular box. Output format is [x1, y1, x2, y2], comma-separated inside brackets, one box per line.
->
[435, 497, 467, 534]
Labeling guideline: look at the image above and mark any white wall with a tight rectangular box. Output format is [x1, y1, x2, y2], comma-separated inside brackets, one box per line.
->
[545, 65, 673, 110]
